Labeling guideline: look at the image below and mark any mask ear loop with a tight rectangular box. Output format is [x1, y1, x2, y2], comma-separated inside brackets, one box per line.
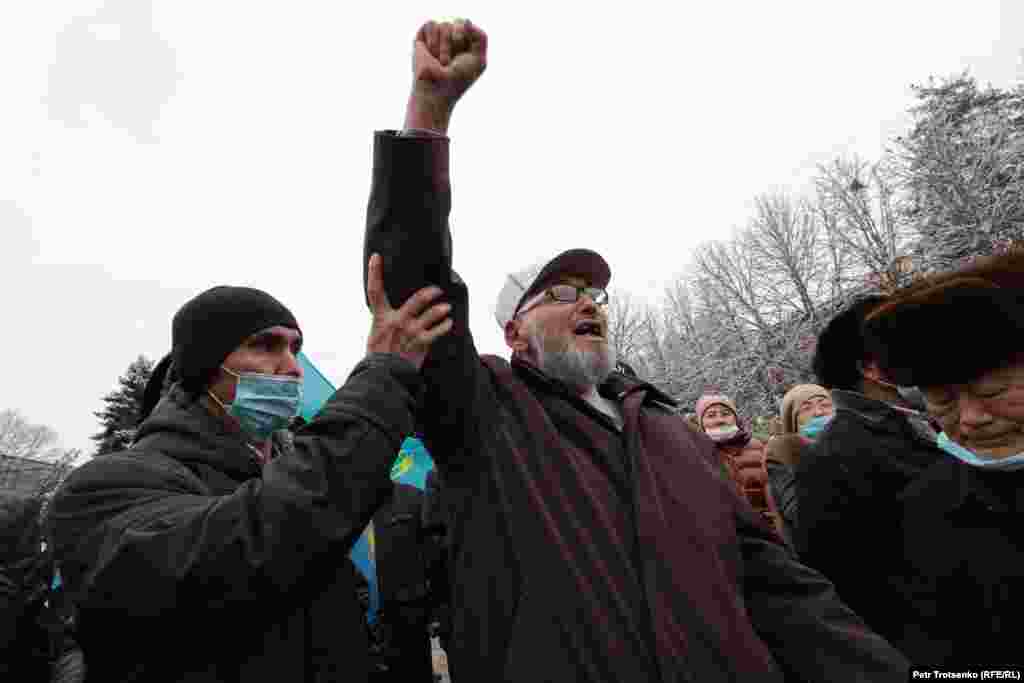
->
[208, 365, 239, 412]
[857, 361, 899, 391]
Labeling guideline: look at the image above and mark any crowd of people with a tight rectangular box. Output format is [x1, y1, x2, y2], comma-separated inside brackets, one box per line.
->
[2, 18, 1022, 682]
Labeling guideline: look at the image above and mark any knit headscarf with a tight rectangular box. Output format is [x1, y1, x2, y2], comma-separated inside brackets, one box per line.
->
[138, 286, 301, 424]
[695, 394, 739, 431]
[781, 384, 830, 435]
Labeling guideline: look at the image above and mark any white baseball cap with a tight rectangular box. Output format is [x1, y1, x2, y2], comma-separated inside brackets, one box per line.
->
[493, 248, 611, 331]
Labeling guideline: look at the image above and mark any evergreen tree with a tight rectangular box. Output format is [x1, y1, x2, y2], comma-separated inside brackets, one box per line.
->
[92, 355, 153, 456]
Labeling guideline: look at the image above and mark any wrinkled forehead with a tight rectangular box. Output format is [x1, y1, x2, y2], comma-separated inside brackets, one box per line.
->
[703, 404, 735, 416]
[240, 325, 303, 348]
[924, 358, 1024, 393]
[799, 394, 831, 409]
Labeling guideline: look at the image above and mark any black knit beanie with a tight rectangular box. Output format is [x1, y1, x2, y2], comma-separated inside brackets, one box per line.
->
[138, 286, 300, 423]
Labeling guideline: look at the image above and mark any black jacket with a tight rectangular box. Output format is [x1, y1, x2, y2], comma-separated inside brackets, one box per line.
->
[371, 483, 434, 682]
[795, 389, 944, 659]
[364, 131, 909, 682]
[0, 495, 54, 681]
[47, 354, 421, 683]
[899, 460, 1024, 666]
[374, 483, 428, 606]
[765, 461, 797, 544]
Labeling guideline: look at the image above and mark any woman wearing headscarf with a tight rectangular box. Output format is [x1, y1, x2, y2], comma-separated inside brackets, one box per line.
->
[695, 395, 786, 540]
[781, 384, 834, 440]
[764, 384, 832, 549]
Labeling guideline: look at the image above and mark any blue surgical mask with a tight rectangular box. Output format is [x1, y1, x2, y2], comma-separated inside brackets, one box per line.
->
[210, 367, 303, 442]
[936, 432, 1024, 472]
[800, 415, 832, 440]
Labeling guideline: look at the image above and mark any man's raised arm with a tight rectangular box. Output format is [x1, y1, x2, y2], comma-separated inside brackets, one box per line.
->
[363, 20, 488, 466]
[363, 20, 487, 309]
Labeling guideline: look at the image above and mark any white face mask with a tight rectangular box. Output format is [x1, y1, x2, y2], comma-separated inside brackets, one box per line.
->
[705, 424, 740, 442]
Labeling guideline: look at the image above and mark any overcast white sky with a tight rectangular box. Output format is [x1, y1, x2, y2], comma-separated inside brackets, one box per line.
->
[1, 0, 1021, 457]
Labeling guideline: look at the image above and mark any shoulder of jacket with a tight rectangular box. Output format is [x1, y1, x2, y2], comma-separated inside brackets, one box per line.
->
[61, 449, 205, 494]
[643, 400, 679, 416]
[480, 354, 512, 372]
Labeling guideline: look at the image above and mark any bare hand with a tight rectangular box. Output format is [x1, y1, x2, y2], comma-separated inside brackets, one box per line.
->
[405, 19, 487, 131]
[366, 253, 453, 370]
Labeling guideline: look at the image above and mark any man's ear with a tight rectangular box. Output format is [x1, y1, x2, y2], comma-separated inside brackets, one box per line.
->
[861, 360, 886, 384]
[504, 319, 529, 354]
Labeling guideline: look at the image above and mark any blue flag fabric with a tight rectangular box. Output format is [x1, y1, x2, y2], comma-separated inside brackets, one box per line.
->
[297, 352, 337, 423]
[390, 436, 436, 491]
[297, 353, 436, 624]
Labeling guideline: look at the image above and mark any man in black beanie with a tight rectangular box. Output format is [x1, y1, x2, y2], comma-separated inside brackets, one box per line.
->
[46, 255, 453, 682]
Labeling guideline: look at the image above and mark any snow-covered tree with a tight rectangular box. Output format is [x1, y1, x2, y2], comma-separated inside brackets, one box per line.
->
[92, 355, 154, 456]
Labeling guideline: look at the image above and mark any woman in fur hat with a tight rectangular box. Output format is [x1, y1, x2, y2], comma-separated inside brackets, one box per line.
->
[863, 248, 1024, 667]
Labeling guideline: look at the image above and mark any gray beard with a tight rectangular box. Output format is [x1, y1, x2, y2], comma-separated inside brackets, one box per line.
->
[528, 327, 616, 390]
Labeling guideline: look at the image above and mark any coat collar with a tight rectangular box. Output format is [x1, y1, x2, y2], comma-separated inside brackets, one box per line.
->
[914, 457, 1024, 516]
[133, 384, 265, 479]
[832, 389, 939, 445]
[510, 357, 677, 410]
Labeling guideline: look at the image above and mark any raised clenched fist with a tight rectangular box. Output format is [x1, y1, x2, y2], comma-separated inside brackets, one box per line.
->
[405, 19, 488, 133]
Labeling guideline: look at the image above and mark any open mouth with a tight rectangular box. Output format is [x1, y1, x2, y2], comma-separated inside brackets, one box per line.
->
[574, 320, 604, 339]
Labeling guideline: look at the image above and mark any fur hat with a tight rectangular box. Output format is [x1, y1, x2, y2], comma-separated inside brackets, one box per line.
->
[864, 250, 1024, 387]
[781, 384, 830, 435]
[812, 296, 888, 390]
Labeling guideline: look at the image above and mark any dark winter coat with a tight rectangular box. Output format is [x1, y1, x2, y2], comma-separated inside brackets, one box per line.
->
[374, 483, 428, 606]
[710, 434, 788, 540]
[898, 460, 1024, 667]
[46, 354, 422, 683]
[795, 389, 944, 658]
[0, 495, 55, 680]
[420, 468, 453, 667]
[372, 483, 434, 682]
[765, 434, 812, 543]
[364, 130, 910, 682]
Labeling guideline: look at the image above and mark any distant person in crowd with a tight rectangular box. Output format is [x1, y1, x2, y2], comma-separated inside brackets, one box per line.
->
[781, 383, 834, 440]
[372, 481, 435, 682]
[45, 263, 453, 682]
[421, 468, 454, 675]
[864, 249, 1024, 667]
[0, 493, 85, 683]
[695, 394, 785, 538]
[764, 384, 831, 545]
[362, 18, 910, 681]
[796, 296, 944, 657]
[1, 495, 55, 680]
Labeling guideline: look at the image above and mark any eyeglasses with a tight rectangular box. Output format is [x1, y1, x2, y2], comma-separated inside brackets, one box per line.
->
[517, 284, 609, 317]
